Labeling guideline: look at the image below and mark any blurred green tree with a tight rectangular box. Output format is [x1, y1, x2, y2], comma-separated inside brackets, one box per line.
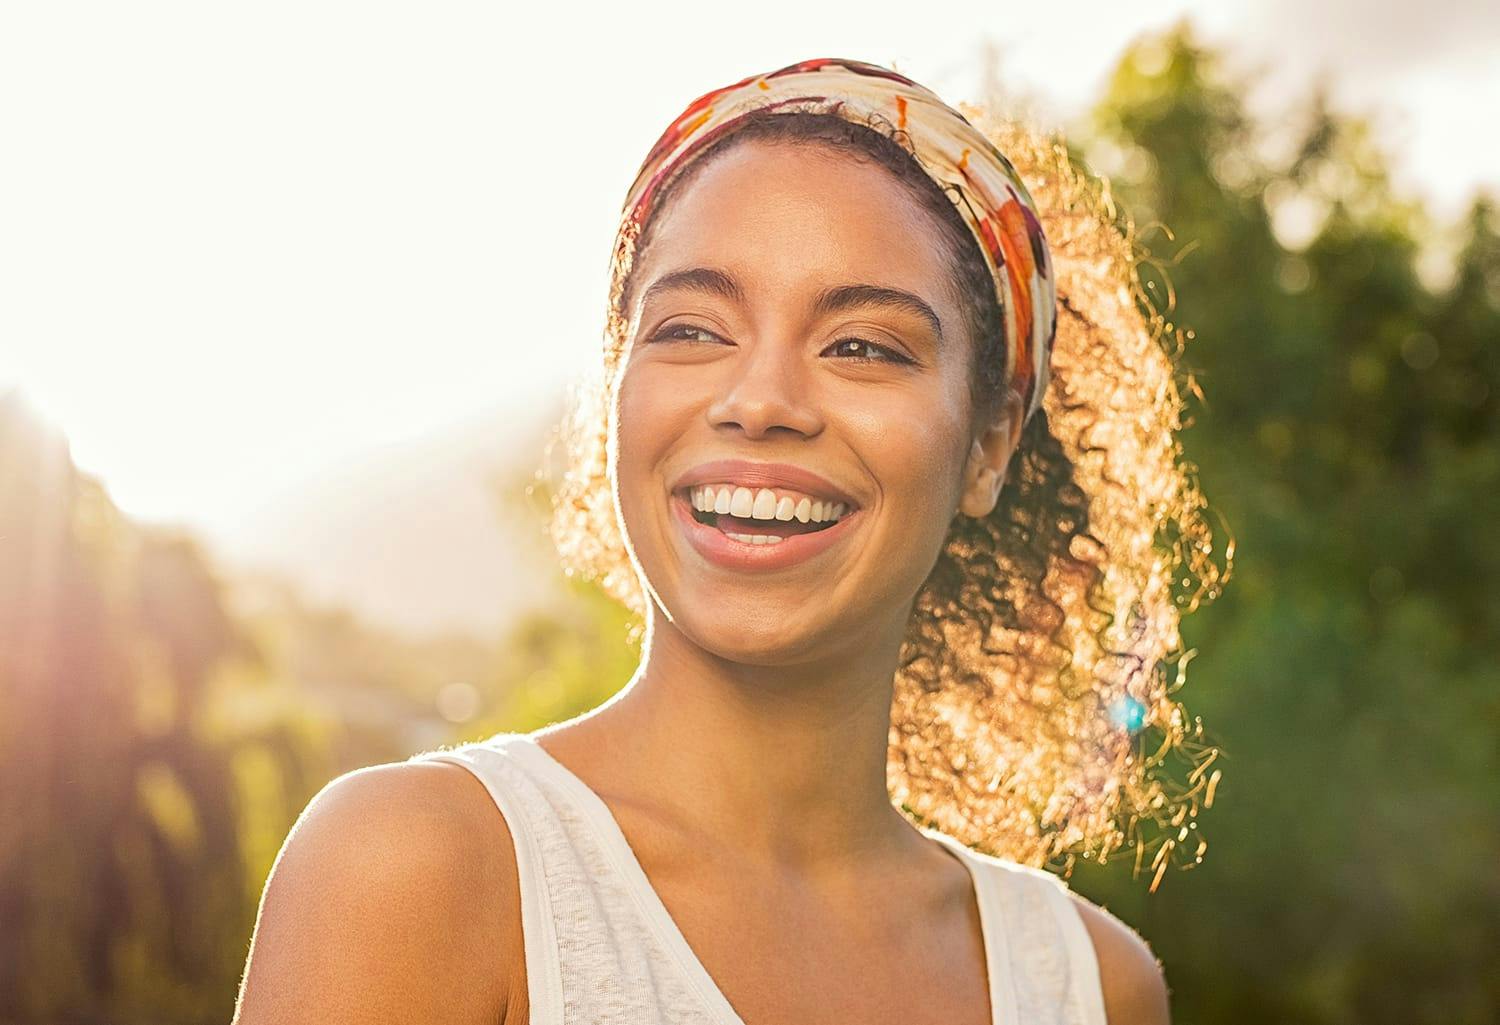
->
[1067, 19, 1500, 1025]
[0, 394, 330, 1023]
[3, 19, 1497, 1024]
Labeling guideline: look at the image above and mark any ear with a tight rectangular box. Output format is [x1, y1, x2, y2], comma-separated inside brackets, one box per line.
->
[958, 387, 1025, 519]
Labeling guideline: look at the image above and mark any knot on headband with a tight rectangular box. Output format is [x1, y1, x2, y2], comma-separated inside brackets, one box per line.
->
[619, 56, 1058, 426]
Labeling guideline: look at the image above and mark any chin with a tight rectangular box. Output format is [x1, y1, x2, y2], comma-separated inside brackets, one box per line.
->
[666, 600, 836, 665]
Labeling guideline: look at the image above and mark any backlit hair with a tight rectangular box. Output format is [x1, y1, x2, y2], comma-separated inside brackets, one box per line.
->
[544, 101, 1232, 888]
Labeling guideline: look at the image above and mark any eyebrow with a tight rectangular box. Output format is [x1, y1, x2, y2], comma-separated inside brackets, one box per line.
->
[815, 283, 943, 342]
[637, 267, 944, 342]
[638, 267, 745, 310]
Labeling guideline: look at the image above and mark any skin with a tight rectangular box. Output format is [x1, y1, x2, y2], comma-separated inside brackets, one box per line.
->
[233, 140, 1171, 1025]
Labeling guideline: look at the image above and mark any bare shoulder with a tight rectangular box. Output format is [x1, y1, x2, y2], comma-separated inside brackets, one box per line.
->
[233, 758, 523, 1025]
[1065, 889, 1172, 1025]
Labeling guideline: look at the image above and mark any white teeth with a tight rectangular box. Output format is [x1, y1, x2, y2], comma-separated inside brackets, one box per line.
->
[724, 532, 785, 545]
[687, 484, 851, 523]
[730, 487, 755, 518]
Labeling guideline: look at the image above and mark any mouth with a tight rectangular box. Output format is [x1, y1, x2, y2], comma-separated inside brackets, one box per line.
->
[677, 487, 849, 543]
[669, 486, 862, 571]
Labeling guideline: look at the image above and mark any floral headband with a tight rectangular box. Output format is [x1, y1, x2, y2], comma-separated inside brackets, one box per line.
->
[619, 56, 1057, 426]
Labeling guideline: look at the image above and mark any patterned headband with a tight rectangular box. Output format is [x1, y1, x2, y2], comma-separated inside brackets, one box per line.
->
[619, 56, 1057, 425]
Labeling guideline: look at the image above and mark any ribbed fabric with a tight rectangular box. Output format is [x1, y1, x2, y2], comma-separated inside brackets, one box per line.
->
[411, 731, 1107, 1025]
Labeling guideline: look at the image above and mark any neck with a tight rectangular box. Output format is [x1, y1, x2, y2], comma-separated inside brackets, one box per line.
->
[563, 605, 918, 871]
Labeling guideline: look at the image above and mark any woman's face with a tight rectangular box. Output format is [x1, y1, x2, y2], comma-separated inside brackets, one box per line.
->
[611, 139, 1013, 665]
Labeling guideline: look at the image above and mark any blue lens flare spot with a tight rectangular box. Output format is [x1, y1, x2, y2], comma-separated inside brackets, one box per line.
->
[1108, 695, 1147, 734]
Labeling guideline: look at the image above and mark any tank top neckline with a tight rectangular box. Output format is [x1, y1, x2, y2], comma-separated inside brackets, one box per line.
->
[493, 729, 1016, 1025]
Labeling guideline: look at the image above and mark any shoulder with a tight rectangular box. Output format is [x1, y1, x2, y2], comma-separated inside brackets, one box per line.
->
[233, 758, 521, 1024]
[1064, 888, 1172, 1025]
[958, 850, 1172, 1024]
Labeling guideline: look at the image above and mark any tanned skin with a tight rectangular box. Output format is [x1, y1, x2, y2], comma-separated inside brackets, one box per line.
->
[233, 141, 1171, 1025]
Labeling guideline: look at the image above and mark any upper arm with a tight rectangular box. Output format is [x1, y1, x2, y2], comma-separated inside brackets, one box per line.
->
[232, 761, 513, 1025]
[1067, 891, 1172, 1025]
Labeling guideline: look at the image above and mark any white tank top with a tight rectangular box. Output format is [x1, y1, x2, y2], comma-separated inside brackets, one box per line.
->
[411, 731, 1108, 1025]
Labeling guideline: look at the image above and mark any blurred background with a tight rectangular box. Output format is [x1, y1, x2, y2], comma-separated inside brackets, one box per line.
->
[2, 2, 1497, 1022]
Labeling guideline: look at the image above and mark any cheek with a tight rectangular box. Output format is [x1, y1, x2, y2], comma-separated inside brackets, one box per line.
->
[615, 360, 691, 443]
[845, 382, 970, 511]
[610, 363, 692, 520]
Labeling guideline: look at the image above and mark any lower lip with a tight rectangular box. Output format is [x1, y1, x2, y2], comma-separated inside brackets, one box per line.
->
[670, 491, 861, 572]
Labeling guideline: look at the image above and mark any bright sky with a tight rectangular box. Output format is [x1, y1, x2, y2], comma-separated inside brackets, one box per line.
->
[3, 0, 1496, 542]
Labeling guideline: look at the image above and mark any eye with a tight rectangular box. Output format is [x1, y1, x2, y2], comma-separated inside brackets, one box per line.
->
[824, 336, 913, 364]
[648, 323, 727, 345]
[647, 324, 913, 365]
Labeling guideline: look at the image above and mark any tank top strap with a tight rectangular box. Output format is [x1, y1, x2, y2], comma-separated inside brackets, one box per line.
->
[1036, 871, 1110, 1025]
[966, 849, 1110, 1025]
[920, 827, 1019, 1025]
[407, 737, 569, 1023]
[410, 732, 740, 1025]
[414, 732, 1107, 1025]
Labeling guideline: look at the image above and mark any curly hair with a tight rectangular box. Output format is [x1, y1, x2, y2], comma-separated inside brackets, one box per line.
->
[542, 100, 1232, 889]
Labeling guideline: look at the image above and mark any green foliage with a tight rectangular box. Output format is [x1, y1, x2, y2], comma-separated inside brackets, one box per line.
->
[468, 573, 642, 737]
[0, 392, 640, 1024]
[2, 20, 1497, 1023]
[1063, 19, 1500, 1024]
[0, 396, 310, 1023]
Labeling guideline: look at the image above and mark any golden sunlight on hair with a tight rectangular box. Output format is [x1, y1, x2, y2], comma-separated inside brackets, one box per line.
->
[546, 103, 1233, 891]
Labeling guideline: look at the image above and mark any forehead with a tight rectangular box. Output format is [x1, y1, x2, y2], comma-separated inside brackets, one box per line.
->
[635, 140, 957, 308]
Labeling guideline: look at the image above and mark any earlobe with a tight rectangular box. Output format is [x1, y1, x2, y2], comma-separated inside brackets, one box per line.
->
[960, 390, 1020, 522]
[957, 391, 1024, 519]
[958, 467, 1000, 518]
[958, 445, 1006, 519]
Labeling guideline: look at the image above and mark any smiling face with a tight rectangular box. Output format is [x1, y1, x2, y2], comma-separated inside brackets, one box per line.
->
[610, 138, 1018, 666]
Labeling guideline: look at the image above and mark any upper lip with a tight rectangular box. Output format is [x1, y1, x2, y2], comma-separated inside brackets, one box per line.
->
[671, 459, 862, 509]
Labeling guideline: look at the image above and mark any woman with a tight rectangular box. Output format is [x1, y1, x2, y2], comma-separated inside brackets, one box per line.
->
[235, 57, 1225, 1025]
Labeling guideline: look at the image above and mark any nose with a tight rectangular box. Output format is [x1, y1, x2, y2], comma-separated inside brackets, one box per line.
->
[705, 334, 824, 440]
